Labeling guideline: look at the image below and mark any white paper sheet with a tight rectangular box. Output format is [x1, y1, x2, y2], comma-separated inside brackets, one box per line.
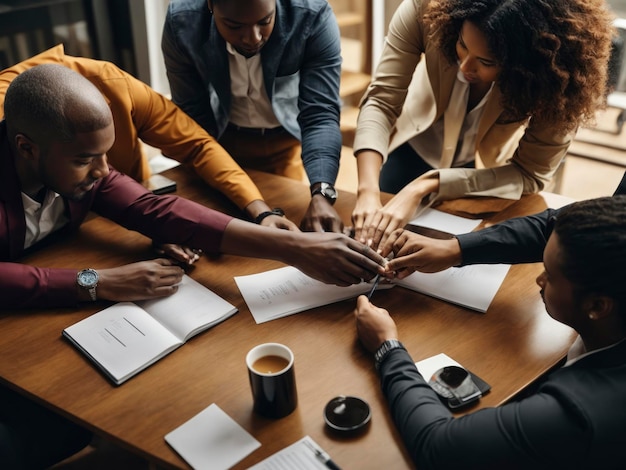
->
[415, 353, 463, 381]
[408, 207, 482, 235]
[165, 404, 260, 470]
[234, 266, 393, 324]
[396, 263, 510, 312]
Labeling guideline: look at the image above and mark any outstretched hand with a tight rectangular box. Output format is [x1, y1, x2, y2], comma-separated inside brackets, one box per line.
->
[354, 176, 439, 251]
[292, 232, 386, 286]
[260, 214, 300, 231]
[153, 243, 202, 265]
[96, 258, 185, 302]
[300, 197, 344, 233]
[381, 230, 463, 279]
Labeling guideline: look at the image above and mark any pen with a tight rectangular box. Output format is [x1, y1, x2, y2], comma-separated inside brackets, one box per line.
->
[367, 273, 381, 301]
[303, 440, 342, 470]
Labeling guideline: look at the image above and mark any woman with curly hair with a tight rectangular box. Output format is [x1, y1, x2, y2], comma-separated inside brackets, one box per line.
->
[351, 0, 615, 249]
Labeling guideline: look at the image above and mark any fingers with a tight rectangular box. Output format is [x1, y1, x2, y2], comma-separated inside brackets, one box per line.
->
[153, 244, 202, 265]
[264, 215, 300, 232]
[301, 217, 323, 233]
[328, 217, 344, 234]
[379, 228, 404, 258]
[356, 294, 370, 310]
[348, 238, 386, 270]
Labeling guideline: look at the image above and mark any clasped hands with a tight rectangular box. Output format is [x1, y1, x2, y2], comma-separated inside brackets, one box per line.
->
[352, 173, 440, 252]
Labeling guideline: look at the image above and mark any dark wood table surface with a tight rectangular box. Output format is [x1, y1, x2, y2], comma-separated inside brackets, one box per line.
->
[0, 166, 576, 469]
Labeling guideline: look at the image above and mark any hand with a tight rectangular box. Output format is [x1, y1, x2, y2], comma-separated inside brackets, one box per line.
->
[96, 259, 185, 302]
[290, 232, 386, 286]
[244, 199, 299, 231]
[381, 230, 463, 279]
[260, 214, 300, 231]
[354, 295, 398, 353]
[300, 196, 344, 233]
[351, 189, 382, 245]
[153, 243, 202, 265]
[359, 176, 439, 251]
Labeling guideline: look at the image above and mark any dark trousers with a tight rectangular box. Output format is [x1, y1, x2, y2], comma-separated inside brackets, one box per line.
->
[380, 143, 475, 194]
[0, 384, 92, 469]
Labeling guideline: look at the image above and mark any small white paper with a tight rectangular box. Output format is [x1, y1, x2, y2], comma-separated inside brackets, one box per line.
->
[248, 436, 332, 470]
[396, 263, 510, 312]
[408, 207, 482, 235]
[165, 404, 260, 470]
[415, 353, 463, 381]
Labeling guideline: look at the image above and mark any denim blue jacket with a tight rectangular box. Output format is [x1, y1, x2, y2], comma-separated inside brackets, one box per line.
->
[162, 0, 342, 186]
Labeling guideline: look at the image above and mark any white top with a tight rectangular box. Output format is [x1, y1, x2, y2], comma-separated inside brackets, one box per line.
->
[409, 69, 492, 168]
[564, 336, 626, 367]
[226, 42, 281, 129]
[21, 189, 67, 249]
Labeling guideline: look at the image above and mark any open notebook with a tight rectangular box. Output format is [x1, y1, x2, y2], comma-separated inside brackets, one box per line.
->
[63, 275, 237, 385]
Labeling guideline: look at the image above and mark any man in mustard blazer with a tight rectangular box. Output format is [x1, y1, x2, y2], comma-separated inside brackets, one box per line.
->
[0, 44, 299, 230]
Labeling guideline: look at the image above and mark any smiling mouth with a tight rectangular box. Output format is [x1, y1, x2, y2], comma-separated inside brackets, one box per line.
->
[80, 181, 96, 192]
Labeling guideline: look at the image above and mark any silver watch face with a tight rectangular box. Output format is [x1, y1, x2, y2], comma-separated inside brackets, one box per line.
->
[316, 182, 337, 201]
[77, 269, 98, 287]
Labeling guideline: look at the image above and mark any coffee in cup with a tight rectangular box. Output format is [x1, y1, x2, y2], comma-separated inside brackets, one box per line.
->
[246, 343, 297, 419]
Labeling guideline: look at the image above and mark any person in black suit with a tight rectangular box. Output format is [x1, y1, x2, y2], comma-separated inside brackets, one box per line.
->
[355, 195, 626, 469]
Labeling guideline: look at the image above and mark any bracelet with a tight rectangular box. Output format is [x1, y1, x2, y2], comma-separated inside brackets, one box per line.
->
[374, 339, 405, 371]
[254, 208, 285, 224]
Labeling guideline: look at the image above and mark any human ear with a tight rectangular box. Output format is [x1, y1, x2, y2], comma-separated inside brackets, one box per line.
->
[585, 295, 615, 321]
[14, 134, 39, 161]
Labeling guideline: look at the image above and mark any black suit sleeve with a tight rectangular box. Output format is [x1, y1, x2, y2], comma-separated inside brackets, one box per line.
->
[455, 208, 561, 265]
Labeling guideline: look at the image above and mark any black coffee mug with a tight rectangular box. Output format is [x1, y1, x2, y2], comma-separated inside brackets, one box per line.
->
[246, 343, 297, 419]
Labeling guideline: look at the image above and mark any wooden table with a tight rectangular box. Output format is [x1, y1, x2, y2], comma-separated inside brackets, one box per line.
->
[0, 167, 576, 469]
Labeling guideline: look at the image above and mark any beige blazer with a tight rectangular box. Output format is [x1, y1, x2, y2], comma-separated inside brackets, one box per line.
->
[354, 0, 573, 200]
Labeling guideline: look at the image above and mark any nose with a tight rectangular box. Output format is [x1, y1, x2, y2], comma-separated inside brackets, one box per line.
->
[536, 271, 546, 289]
[459, 55, 476, 74]
[91, 155, 109, 179]
[242, 25, 262, 46]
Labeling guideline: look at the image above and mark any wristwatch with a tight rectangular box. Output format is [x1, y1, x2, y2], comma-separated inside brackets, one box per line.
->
[77, 268, 99, 301]
[254, 207, 285, 224]
[374, 339, 405, 371]
[311, 182, 337, 205]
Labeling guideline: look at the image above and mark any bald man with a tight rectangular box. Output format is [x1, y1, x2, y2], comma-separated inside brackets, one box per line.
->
[1, 63, 384, 309]
[0, 63, 384, 466]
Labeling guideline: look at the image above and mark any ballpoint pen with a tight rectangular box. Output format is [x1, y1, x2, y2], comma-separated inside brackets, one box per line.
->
[303, 440, 342, 470]
[366, 273, 381, 301]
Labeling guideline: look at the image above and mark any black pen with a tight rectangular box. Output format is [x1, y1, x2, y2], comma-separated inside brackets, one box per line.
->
[303, 440, 342, 470]
[366, 273, 381, 301]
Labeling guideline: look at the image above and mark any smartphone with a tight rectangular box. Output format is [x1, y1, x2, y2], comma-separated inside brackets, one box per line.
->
[142, 174, 177, 195]
[429, 366, 483, 409]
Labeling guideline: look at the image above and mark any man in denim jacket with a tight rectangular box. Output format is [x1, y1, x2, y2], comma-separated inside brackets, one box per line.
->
[162, 0, 344, 233]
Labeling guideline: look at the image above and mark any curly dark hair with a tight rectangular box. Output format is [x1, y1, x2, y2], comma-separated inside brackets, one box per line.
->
[555, 195, 626, 320]
[425, 0, 615, 132]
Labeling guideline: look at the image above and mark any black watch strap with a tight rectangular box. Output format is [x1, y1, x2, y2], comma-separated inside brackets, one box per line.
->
[254, 208, 285, 224]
